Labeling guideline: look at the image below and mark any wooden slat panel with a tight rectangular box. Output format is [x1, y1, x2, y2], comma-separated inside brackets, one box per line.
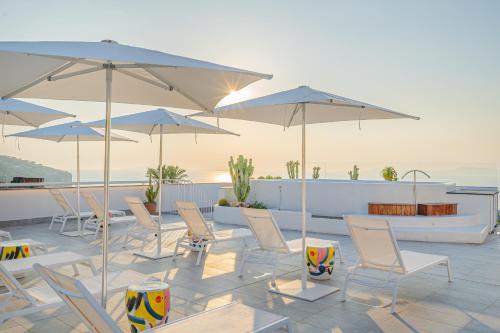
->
[368, 203, 416, 216]
[418, 203, 457, 216]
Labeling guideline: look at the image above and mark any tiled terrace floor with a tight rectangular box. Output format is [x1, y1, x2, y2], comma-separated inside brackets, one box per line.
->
[1, 217, 499, 333]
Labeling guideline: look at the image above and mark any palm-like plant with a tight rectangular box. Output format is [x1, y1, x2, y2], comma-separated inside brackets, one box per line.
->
[146, 165, 189, 184]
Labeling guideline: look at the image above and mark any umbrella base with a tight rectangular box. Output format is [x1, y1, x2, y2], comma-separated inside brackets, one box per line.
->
[133, 251, 180, 260]
[268, 279, 339, 301]
[60, 230, 95, 237]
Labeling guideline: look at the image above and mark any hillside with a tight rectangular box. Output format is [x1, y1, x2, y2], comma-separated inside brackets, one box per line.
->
[0, 155, 72, 183]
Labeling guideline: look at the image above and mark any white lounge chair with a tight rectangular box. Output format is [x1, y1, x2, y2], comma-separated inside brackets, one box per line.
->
[0, 263, 147, 324]
[0, 230, 12, 241]
[175, 201, 253, 266]
[0, 251, 96, 276]
[49, 189, 125, 233]
[81, 192, 136, 239]
[342, 215, 453, 313]
[34, 263, 290, 333]
[123, 196, 186, 249]
[0, 239, 48, 256]
[239, 208, 344, 286]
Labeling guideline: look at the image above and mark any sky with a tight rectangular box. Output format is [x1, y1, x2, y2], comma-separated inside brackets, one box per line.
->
[0, 0, 499, 184]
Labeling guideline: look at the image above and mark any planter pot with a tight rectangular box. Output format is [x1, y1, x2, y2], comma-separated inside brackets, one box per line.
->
[144, 202, 157, 214]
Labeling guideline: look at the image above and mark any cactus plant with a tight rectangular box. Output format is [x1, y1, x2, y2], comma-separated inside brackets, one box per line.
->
[286, 160, 300, 179]
[381, 166, 398, 181]
[348, 165, 359, 180]
[228, 155, 254, 203]
[312, 166, 321, 180]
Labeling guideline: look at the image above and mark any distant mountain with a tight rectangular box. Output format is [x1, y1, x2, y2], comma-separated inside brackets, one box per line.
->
[0, 155, 72, 183]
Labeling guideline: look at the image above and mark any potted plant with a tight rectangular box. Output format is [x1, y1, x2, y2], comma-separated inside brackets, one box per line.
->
[144, 173, 159, 214]
[381, 166, 398, 181]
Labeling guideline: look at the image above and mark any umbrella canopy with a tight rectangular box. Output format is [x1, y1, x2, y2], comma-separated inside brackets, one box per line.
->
[195, 85, 419, 125]
[0, 98, 75, 127]
[86, 108, 238, 135]
[8, 121, 136, 236]
[194, 85, 419, 301]
[87, 108, 237, 259]
[0, 39, 271, 307]
[0, 40, 272, 111]
[7, 120, 135, 142]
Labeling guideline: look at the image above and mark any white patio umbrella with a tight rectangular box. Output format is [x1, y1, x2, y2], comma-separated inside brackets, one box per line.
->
[7, 121, 136, 236]
[194, 85, 419, 301]
[0, 98, 75, 138]
[86, 108, 238, 259]
[0, 39, 271, 307]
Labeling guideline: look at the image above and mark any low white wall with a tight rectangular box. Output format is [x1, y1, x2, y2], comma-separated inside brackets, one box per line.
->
[446, 192, 498, 232]
[0, 182, 229, 222]
[213, 205, 312, 230]
[247, 179, 454, 216]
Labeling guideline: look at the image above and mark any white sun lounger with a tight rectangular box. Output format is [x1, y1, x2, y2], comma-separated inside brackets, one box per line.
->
[0, 251, 96, 276]
[0, 230, 12, 241]
[34, 263, 290, 333]
[0, 263, 147, 324]
[342, 215, 453, 313]
[175, 201, 253, 266]
[81, 192, 136, 239]
[0, 239, 48, 256]
[49, 189, 126, 233]
[239, 208, 343, 286]
[123, 196, 186, 249]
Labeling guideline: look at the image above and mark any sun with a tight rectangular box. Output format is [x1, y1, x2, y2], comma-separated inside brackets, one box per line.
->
[214, 172, 232, 183]
[219, 87, 252, 106]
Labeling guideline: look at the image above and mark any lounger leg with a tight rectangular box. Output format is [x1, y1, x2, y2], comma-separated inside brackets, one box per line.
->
[341, 271, 350, 302]
[446, 259, 453, 282]
[172, 239, 181, 262]
[336, 244, 344, 263]
[59, 216, 68, 233]
[88, 259, 97, 274]
[72, 263, 80, 276]
[271, 258, 278, 287]
[94, 221, 101, 240]
[238, 250, 249, 277]
[390, 280, 399, 314]
[122, 232, 130, 249]
[49, 215, 56, 230]
[195, 241, 206, 266]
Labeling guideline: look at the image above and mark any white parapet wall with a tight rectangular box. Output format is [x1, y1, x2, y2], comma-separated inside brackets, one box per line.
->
[0, 182, 229, 224]
[214, 179, 497, 244]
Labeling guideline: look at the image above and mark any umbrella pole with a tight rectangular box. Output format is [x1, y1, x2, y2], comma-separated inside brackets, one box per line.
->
[268, 103, 339, 301]
[101, 64, 113, 308]
[157, 126, 163, 256]
[300, 104, 307, 290]
[76, 135, 81, 234]
[135, 126, 175, 259]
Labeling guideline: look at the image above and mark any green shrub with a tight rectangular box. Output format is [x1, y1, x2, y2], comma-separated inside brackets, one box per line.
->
[381, 166, 398, 181]
[218, 198, 229, 207]
[248, 201, 267, 209]
[258, 175, 282, 179]
[312, 166, 321, 180]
